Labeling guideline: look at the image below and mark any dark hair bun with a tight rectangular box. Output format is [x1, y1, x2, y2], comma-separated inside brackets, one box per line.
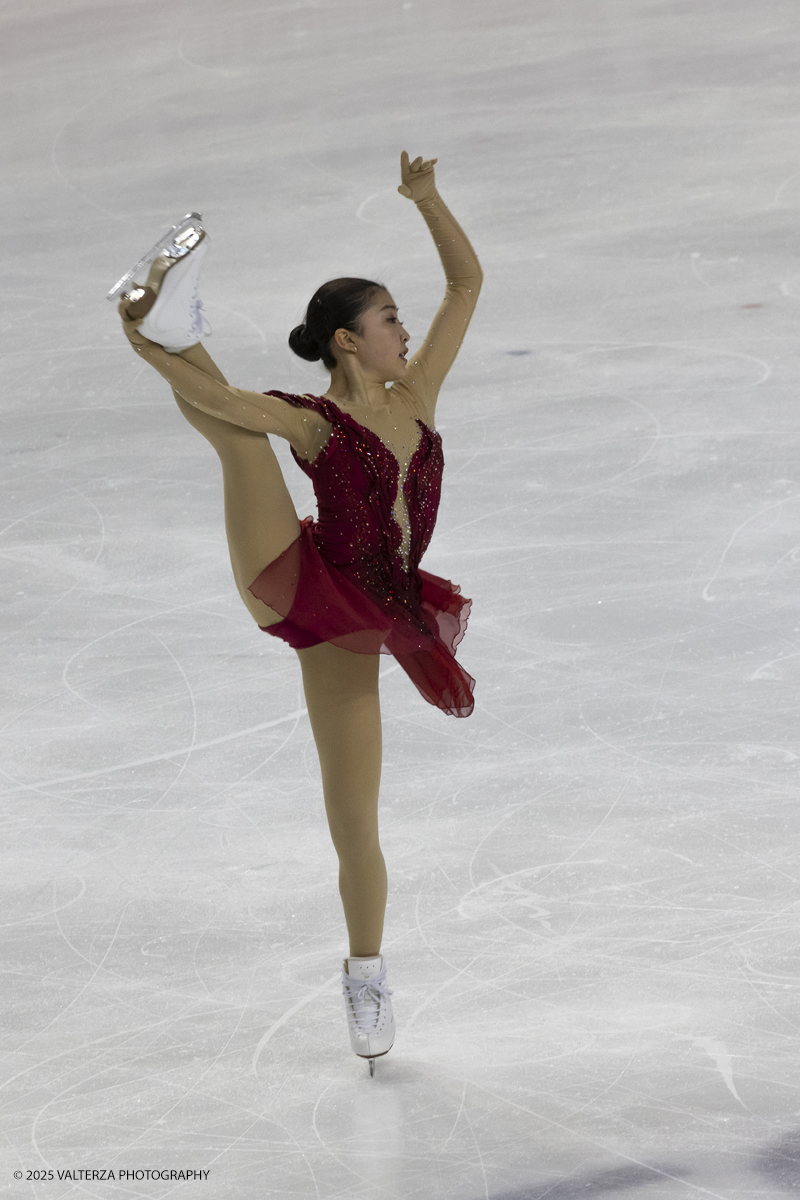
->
[288, 323, 321, 363]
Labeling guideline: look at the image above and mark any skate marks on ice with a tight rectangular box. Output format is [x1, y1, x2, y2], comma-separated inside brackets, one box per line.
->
[483, 1160, 690, 1200]
[468, 1123, 800, 1199]
[754, 1127, 800, 1192]
[251, 970, 340, 1079]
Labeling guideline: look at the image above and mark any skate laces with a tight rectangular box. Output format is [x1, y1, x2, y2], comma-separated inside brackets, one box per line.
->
[189, 294, 206, 339]
[342, 966, 392, 1033]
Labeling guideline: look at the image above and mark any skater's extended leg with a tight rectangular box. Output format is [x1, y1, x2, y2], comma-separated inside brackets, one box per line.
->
[165, 342, 301, 627]
[297, 642, 386, 957]
[121, 282, 303, 627]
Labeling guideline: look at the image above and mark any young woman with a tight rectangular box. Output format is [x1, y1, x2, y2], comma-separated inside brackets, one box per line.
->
[113, 152, 482, 1073]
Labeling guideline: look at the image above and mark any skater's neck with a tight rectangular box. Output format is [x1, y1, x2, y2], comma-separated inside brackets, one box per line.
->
[323, 363, 393, 413]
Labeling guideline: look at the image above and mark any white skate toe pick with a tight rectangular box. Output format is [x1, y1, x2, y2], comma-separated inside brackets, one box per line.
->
[342, 955, 395, 1076]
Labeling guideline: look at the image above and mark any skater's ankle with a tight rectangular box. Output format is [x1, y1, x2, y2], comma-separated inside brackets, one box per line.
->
[346, 949, 382, 963]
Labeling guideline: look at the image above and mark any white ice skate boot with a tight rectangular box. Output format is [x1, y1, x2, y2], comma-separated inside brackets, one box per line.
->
[342, 955, 395, 1077]
[107, 212, 211, 353]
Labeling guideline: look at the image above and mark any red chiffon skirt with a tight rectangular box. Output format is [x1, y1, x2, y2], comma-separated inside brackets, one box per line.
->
[249, 518, 474, 717]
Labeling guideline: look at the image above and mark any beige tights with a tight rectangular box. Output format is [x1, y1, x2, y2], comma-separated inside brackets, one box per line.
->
[165, 342, 386, 957]
[298, 642, 387, 957]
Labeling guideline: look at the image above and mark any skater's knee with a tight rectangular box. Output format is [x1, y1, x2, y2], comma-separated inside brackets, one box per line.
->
[325, 803, 381, 858]
[331, 823, 383, 869]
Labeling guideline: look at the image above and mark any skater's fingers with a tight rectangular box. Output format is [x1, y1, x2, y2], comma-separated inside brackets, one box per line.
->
[118, 299, 141, 324]
[398, 150, 437, 201]
[117, 301, 153, 350]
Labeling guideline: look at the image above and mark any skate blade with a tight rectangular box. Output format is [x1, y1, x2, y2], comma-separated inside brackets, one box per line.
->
[106, 212, 204, 302]
[357, 1043, 392, 1077]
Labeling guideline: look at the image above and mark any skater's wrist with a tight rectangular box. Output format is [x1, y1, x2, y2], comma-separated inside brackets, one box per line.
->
[414, 188, 441, 209]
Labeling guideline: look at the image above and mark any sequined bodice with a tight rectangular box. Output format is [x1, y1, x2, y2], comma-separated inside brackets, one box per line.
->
[266, 391, 443, 614]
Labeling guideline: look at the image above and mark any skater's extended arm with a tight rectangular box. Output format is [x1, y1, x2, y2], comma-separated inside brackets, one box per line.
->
[119, 307, 330, 460]
[395, 153, 483, 418]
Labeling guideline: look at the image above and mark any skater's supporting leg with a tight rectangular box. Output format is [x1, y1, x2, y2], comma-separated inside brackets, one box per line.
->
[297, 642, 387, 957]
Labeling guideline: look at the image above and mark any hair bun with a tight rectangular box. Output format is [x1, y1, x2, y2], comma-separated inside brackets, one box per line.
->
[288, 322, 321, 363]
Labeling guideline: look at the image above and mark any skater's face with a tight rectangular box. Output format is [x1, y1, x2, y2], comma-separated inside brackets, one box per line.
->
[333, 290, 410, 382]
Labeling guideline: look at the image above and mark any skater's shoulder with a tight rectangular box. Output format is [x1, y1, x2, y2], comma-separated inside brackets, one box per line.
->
[263, 388, 326, 407]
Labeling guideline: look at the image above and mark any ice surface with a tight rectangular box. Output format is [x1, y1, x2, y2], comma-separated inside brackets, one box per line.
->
[3, 0, 800, 1196]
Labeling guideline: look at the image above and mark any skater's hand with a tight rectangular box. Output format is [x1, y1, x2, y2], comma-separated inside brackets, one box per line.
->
[397, 151, 438, 203]
[118, 298, 153, 349]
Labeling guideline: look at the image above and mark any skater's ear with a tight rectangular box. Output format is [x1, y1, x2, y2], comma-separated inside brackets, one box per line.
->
[332, 327, 359, 356]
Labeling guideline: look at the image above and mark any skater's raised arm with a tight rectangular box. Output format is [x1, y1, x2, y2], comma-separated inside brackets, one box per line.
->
[119, 306, 331, 461]
[395, 152, 483, 419]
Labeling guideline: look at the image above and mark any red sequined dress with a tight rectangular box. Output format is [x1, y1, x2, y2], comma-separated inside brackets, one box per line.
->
[248, 392, 474, 718]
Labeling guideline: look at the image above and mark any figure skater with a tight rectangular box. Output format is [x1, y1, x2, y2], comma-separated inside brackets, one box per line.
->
[111, 152, 482, 1074]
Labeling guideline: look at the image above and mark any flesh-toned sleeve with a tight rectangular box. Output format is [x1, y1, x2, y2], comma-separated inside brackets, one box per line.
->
[120, 312, 330, 459]
[400, 190, 483, 419]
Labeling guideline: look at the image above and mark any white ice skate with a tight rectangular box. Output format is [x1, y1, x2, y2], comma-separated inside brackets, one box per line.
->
[107, 212, 211, 353]
[342, 955, 395, 1077]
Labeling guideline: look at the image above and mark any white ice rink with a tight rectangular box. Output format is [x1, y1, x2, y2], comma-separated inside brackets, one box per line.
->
[4, 0, 800, 1195]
